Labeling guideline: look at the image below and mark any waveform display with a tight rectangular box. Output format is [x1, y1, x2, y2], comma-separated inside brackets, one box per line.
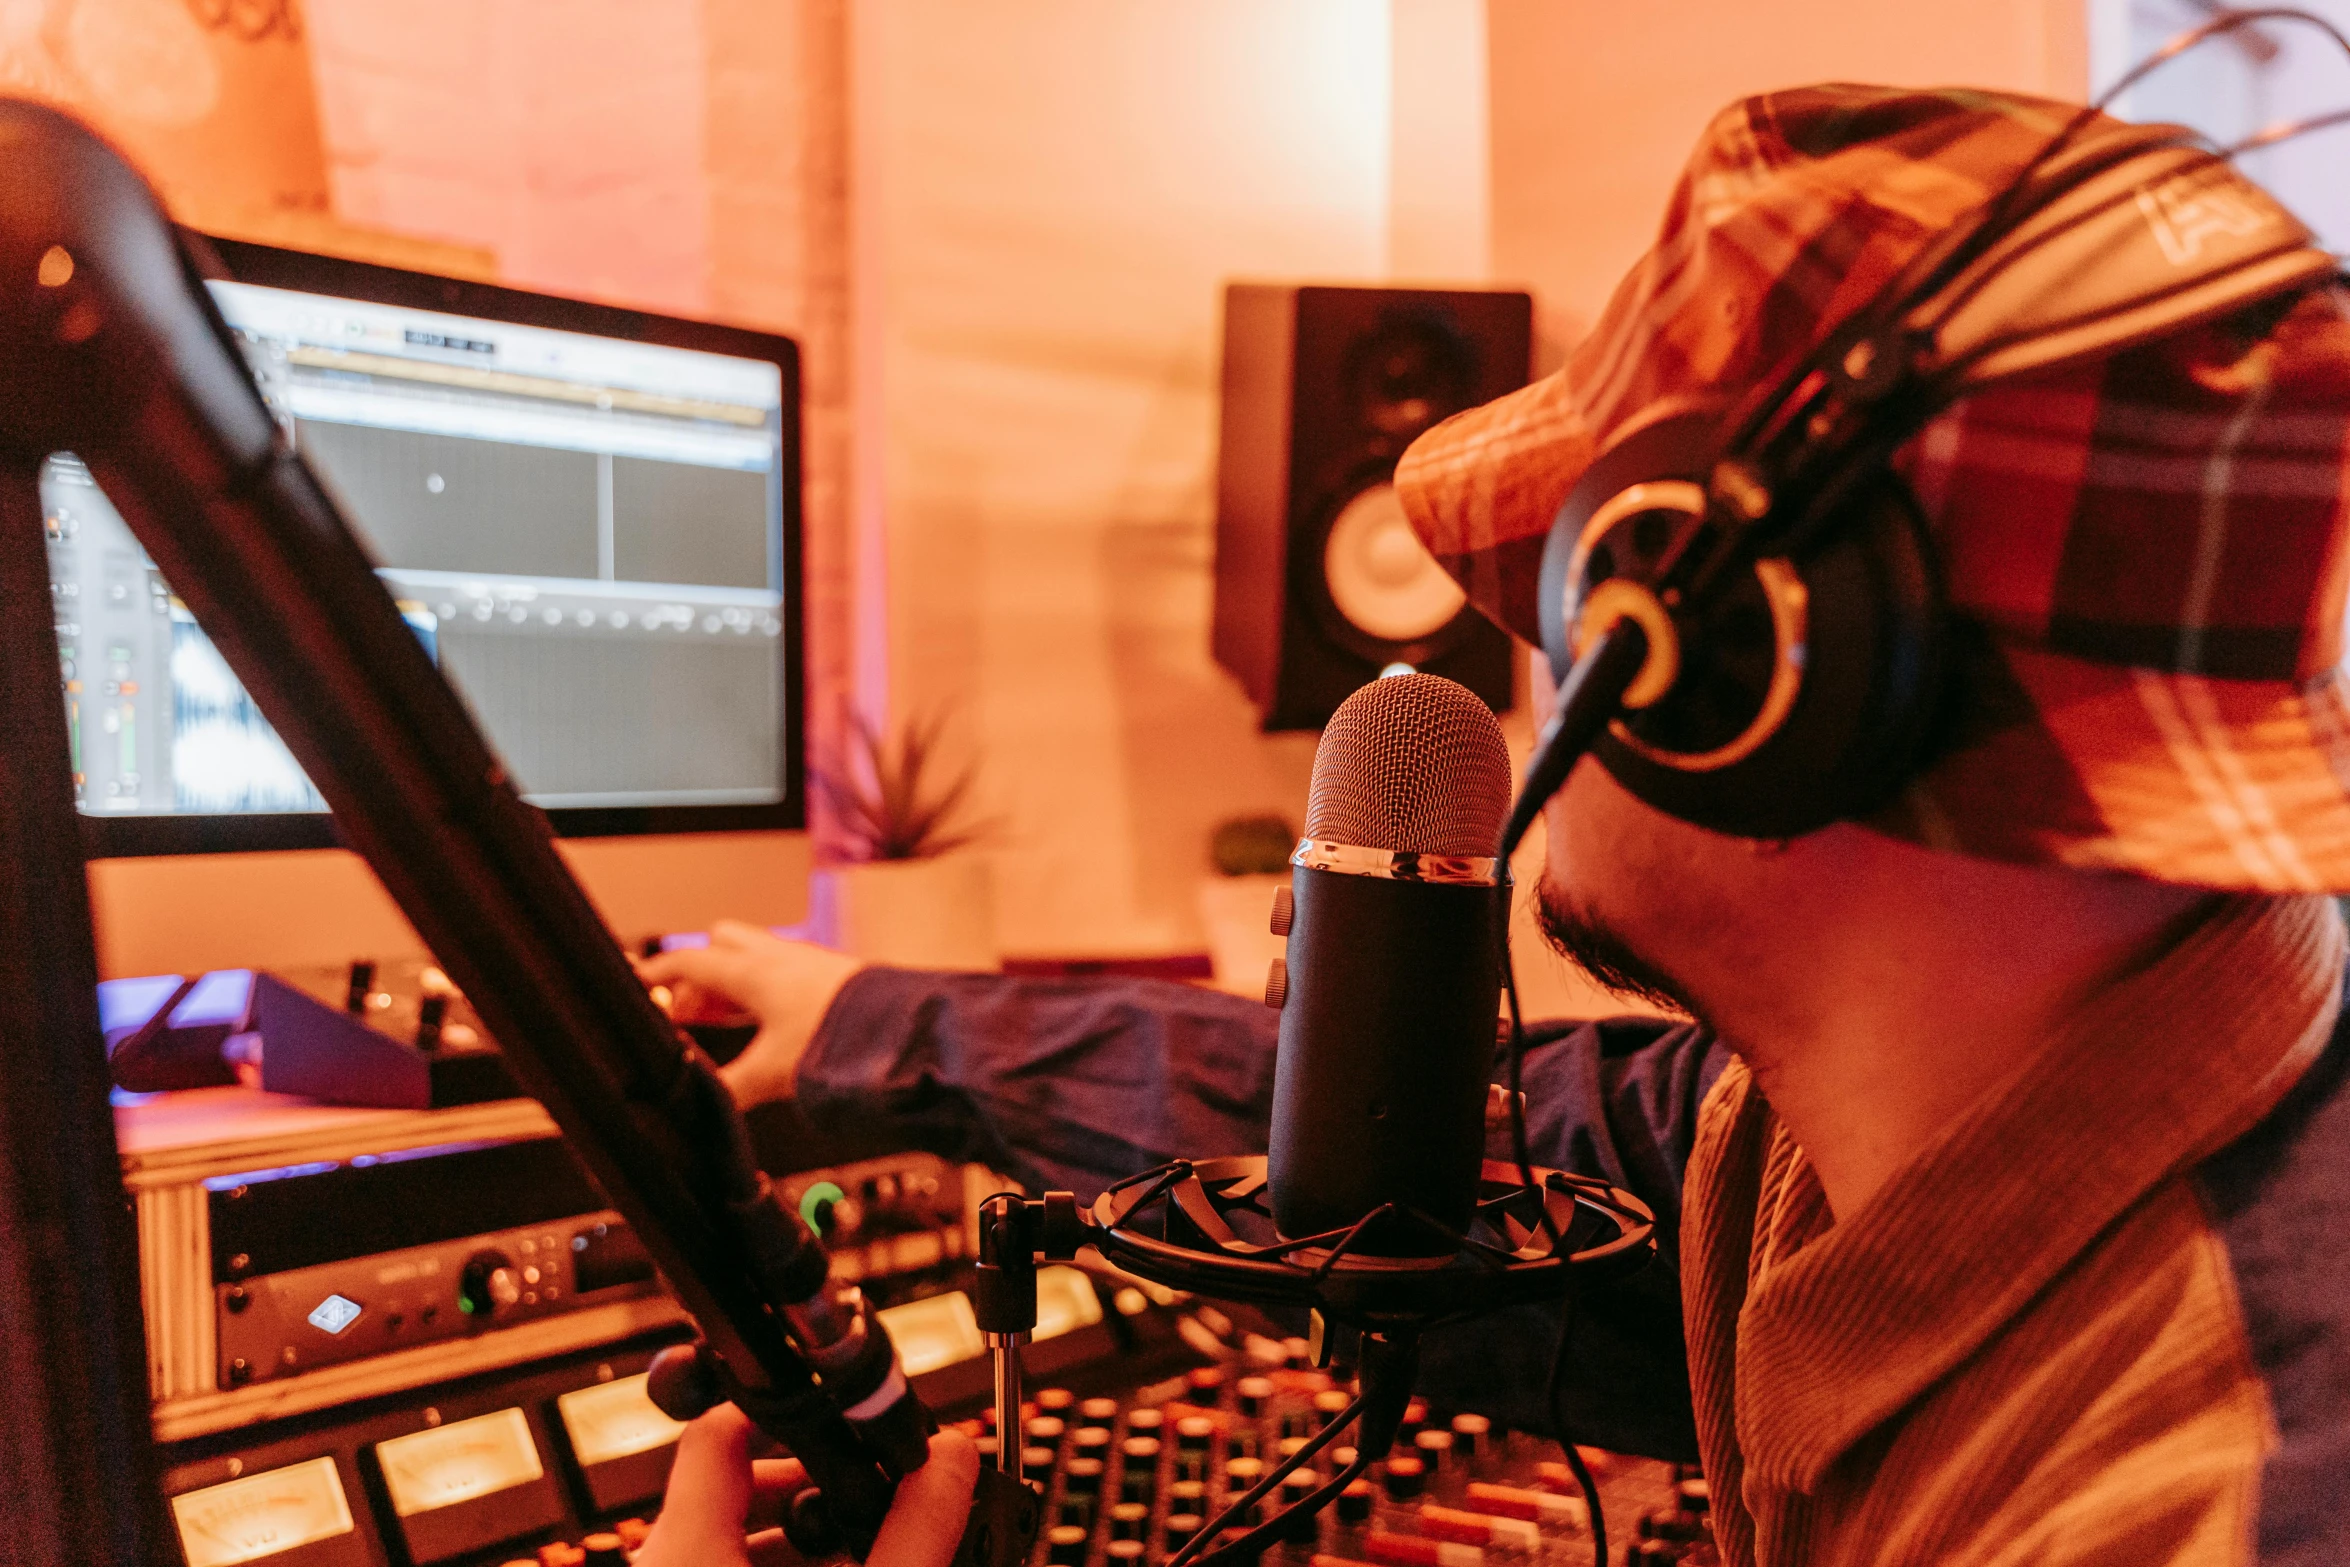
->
[167, 604, 443, 814]
[170, 614, 325, 814]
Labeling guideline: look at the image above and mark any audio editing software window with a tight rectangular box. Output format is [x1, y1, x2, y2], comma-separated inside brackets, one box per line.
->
[43, 281, 789, 816]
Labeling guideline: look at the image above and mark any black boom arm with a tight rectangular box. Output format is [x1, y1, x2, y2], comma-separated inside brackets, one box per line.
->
[0, 98, 995, 1567]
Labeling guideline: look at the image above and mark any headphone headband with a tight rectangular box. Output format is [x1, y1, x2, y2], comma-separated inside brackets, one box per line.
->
[1502, 91, 2345, 863]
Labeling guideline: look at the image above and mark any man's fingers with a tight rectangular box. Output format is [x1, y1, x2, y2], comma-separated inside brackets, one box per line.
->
[719, 1026, 802, 1109]
[638, 948, 769, 1015]
[710, 918, 784, 951]
[637, 947, 746, 991]
[871, 1431, 981, 1567]
[744, 1456, 811, 1535]
[635, 1405, 755, 1564]
[746, 1527, 799, 1567]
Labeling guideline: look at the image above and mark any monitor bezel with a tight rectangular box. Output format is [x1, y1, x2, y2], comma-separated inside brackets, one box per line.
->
[78, 233, 806, 859]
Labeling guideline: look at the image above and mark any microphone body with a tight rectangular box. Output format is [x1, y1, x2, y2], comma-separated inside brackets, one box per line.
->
[1270, 859, 1504, 1251]
[1265, 673, 1514, 1258]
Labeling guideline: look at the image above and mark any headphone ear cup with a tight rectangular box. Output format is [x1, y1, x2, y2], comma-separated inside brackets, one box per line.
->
[1539, 404, 1722, 680]
[1596, 474, 1950, 839]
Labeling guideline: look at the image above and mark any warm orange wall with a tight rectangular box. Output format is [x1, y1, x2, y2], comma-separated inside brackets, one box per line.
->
[858, 2, 1535, 960]
[18, 0, 837, 975]
[0, 0, 326, 233]
[40, 1, 2098, 979]
[1488, 0, 2090, 365]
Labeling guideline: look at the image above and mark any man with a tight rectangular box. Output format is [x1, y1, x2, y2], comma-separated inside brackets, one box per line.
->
[640, 85, 2350, 1566]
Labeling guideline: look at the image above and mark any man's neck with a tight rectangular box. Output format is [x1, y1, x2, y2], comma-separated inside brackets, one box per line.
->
[1703, 834, 2216, 1218]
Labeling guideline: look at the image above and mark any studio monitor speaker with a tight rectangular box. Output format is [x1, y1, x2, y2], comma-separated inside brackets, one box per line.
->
[1213, 284, 1530, 731]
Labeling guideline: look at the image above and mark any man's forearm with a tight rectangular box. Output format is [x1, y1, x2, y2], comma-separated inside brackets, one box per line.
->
[796, 968, 1283, 1198]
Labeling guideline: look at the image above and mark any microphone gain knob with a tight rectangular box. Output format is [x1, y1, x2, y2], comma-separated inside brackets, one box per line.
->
[458, 1250, 522, 1320]
[1264, 958, 1289, 1010]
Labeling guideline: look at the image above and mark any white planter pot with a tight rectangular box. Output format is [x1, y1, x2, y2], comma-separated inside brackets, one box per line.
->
[807, 855, 1000, 972]
[1196, 872, 1290, 999]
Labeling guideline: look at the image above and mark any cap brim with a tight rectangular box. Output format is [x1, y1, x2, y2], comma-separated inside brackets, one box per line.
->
[1395, 372, 1593, 651]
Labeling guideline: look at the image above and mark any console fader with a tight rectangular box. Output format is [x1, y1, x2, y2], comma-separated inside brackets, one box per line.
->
[948, 1345, 1716, 1567]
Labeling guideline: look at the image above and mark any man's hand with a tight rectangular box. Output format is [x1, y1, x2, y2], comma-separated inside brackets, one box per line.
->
[634, 1405, 979, 1567]
[636, 921, 865, 1109]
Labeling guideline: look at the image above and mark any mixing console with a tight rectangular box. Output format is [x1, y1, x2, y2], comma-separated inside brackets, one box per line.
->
[125, 1090, 1717, 1565]
[947, 1353, 1716, 1567]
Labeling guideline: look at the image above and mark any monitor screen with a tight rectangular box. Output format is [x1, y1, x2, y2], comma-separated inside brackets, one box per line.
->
[46, 238, 802, 855]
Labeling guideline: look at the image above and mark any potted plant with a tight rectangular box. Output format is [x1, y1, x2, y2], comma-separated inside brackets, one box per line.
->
[1196, 814, 1296, 998]
[805, 709, 999, 971]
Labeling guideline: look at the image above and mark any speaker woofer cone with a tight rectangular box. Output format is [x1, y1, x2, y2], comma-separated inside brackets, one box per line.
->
[1319, 481, 1468, 648]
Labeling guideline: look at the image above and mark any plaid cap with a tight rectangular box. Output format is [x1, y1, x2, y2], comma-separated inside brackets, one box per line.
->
[1396, 83, 2350, 893]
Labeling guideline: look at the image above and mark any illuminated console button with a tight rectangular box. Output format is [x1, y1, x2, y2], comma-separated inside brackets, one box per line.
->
[1382, 1456, 1426, 1499]
[307, 1295, 363, 1335]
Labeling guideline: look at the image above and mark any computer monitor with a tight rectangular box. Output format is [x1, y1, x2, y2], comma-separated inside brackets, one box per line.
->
[45, 236, 803, 856]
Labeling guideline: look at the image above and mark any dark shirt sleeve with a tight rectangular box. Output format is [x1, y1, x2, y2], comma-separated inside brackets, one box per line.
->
[797, 967, 1727, 1461]
[1420, 1014, 1726, 1462]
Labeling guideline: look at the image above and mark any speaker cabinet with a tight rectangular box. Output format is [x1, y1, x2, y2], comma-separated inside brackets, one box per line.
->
[1214, 284, 1530, 731]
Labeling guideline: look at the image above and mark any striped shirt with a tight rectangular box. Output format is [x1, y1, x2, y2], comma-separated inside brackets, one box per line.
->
[1683, 893, 2345, 1564]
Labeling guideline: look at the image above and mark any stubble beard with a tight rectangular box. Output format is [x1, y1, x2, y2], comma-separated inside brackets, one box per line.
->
[1533, 877, 1705, 1023]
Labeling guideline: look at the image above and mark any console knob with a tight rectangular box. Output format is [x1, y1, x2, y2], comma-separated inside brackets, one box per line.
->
[345, 959, 376, 1013]
[458, 1250, 522, 1320]
[415, 993, 448, 1052]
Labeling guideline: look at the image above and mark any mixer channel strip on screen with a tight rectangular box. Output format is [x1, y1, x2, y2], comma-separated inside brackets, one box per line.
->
[957, 1354, 1714, 1567]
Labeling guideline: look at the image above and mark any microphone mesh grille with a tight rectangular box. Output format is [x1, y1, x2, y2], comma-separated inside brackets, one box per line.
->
[1303, 673, 1513, 857]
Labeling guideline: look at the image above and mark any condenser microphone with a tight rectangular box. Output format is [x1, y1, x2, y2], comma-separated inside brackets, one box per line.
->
[1267, 673, 1514, 1256]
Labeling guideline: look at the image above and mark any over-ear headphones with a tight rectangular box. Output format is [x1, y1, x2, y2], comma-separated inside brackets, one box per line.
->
[1539, 397, 1946, 838]
[1513, 38, 2350, 851]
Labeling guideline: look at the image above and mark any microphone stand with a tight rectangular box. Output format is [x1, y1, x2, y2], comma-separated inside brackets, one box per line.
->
[0, 99, 1034, 1567]
[0, 464, 171, 1567]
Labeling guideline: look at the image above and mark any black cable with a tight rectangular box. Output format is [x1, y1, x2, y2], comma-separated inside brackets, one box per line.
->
[2111, 8, 2350, 107]
[1158, 1385, 1366, 1567]
[1192, 1443, 1377, 1567]
[1503, 936, 1562, 1252]
[1546, 1291, 1607, 1567]
[2228, 103, 2350, 155]
[1499, 807, 1606, 1555]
